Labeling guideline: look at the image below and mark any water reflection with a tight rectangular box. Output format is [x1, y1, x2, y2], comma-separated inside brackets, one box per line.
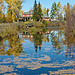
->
[0, 28, 75, 57]
[22, 28, 50, 52]
[64, 34, 75, 58]
[0, 35, 23, 56]
[0, 27, 75, 75]
[50, 30, 63, 54]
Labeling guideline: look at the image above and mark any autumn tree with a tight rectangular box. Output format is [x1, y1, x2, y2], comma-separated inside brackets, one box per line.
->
[57, 1, 63, 21]
[42, 8, 49, 16]
[42, 8, 47, 15]
[63, 5, 67, 20]
[65, 3, 75, 34]
[5, 0, 22, 22]
[0, 0, 5, 23]
[72, 5, 75, 29]
[6, 8, 12, 22]
[47, 8, 49, 16]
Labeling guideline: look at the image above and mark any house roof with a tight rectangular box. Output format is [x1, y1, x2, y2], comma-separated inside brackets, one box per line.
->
[23, 10, 33, 15]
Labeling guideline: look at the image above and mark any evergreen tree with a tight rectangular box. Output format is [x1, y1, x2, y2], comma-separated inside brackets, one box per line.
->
[50, 2, 57, 19]
[32, 0, 38, 21]
[37, 2, 42, 21]
[32, 0, 42, 21]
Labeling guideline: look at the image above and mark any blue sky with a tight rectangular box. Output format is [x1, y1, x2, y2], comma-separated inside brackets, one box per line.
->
[22, 0, 75, 12]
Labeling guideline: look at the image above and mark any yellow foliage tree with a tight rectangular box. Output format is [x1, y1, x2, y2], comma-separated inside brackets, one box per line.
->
[42, 8, 49, 16]
[6, 9, 12, 23]
[5, 0, 23, 22]
[0, 0, 5, 23]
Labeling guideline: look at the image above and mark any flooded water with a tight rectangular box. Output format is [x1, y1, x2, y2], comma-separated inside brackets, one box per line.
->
[0, 27, 75, 75]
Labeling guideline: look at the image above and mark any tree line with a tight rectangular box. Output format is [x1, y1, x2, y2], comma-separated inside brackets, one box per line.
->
[0, 0, 75, 23]
[33, 0, 75, 22]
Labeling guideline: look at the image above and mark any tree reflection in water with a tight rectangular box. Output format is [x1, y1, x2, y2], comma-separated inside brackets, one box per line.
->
[0, 27, 75, 58]
[22, 27, 50, 52]
[50, 30, 63, 54]
[50, 30, 75, 58]
[0, 35, 23, 56]
[33, 32, 43, 52]
[64, 34, 75, 58]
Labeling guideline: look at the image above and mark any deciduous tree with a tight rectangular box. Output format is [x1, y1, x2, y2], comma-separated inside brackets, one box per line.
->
[5, 0, 22, 22]
[0, 0, 5, 23]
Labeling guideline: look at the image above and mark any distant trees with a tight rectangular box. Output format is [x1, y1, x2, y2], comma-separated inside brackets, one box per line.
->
[0, 0, 75, 25]
[32, 0, 42, 21]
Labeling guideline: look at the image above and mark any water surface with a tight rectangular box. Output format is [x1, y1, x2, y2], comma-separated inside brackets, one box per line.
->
[0, 28, 75, 75]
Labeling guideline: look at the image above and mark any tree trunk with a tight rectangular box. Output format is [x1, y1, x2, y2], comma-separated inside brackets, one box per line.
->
[17, 17, 19, 22]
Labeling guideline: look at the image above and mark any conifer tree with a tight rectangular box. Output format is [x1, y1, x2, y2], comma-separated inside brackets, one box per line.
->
[50, 2, 57, 19]
[37, 2, 42, 21]
[32, 0, 42, 21]
[32, 0, 38, 21]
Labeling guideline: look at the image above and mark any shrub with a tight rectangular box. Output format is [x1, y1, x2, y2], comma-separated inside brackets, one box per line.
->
[42, 20, 47, 27]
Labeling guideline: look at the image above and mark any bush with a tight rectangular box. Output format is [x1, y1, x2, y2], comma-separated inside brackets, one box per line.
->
[42, 20, 47, 27]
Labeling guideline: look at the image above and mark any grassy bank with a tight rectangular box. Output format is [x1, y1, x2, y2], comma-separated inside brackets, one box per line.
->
[0, 21, 65, 39]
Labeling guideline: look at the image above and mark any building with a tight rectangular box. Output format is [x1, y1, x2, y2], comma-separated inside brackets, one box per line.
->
[22, 10, 33, 21]
[42, 16, 50, 21]
[22, 10, 50, 21]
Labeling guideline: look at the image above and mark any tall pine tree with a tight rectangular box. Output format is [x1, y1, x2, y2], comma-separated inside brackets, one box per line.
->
[37, 2, 42, 21]
[50, 2, 57, 19]
[32, 0, 42, 21]
[32, 0, 38, 21]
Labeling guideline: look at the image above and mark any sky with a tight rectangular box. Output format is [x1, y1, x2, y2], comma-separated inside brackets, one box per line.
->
[22, 0, 75, 12]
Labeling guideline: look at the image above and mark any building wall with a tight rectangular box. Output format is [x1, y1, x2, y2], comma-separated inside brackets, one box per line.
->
[22, 14, 50, 21]
[43, 18, 50, 21]
[22, 14, 33, 17]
